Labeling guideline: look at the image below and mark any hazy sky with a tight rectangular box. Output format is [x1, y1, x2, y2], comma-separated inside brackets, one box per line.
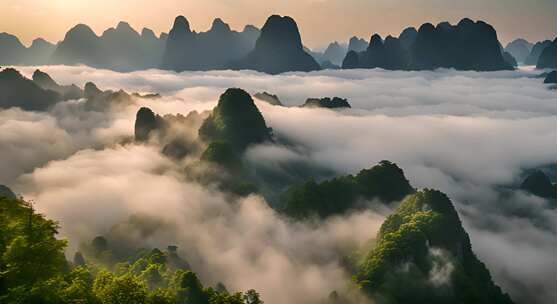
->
[2, 0, 556, 48]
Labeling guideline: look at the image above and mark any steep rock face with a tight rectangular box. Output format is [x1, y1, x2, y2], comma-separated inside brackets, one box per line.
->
[234, 15, 320, 74]
[343, 18, 512, 71]
[545, 71, 557, 84]
[505, 38, 533, 63]
[537, 38, 557, 69]
[135, 107, 162, 142]
[0, 68, 61, 111]
[525, 40, 552, 65]
[162, 16, 259, 71]
[199, 88, 272, 150]
[0, 33, 26, 65]
[356, 189, 515, 304]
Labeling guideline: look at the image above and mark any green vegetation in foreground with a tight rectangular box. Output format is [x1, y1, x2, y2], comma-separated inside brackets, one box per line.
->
[282, 161, 415, 218]
[0, 197, 263, 304]
[355, 189, 514, 304]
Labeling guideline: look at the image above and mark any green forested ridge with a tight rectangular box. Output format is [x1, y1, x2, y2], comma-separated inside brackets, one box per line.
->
[355, 189, 514, 304]
[199, 88, 272, 152]
[282, 161, 415, 218]
[0, 197, 263, 304]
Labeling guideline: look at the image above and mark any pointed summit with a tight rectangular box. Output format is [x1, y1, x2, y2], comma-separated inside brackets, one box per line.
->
[257, 15, 303, 51]
[116, 21, 134, 32]
[368, 34, 383, 48]
[210, 18, 231, 33]
[171, 15, 192, 34]
[65, 24, 98, 40]
[234, 15, 320, 74]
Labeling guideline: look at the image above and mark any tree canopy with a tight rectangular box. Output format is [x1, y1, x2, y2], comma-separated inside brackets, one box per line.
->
[355, 189, 514, 304]
[282, 161, 415, 218]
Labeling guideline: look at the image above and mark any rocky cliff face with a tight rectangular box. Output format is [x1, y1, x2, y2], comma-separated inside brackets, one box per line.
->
[537, 38, 557, 69]
[233, 15, 320, 74]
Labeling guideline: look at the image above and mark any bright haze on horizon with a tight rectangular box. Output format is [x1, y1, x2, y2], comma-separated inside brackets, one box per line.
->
[2, 0, 557, 48]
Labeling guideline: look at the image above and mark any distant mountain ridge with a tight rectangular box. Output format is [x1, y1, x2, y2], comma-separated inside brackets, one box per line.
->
[162, 17, 260, 71]
[537, 38, 557, 69]
[232, 15, 320, 74]
[52, 22, 167, 71]
[505, 39, 533, 63]
[342, 18, 514, 71]
[1, 15, 547, 73]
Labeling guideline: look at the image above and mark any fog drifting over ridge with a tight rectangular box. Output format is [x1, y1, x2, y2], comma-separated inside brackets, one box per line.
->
[2, 65, 557, 303]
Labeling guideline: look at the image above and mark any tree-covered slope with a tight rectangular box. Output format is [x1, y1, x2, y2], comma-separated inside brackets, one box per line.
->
[199, 88, 272, 151]
[355, 189, 514, 304]
[0, 197, 262, 304]
[282, 161, 415, 218]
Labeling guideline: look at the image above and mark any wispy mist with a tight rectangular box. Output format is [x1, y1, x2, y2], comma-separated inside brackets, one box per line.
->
[3, 65, 557, 303]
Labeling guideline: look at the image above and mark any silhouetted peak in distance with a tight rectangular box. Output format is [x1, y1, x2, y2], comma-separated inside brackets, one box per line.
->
[233, 15, 320, 74]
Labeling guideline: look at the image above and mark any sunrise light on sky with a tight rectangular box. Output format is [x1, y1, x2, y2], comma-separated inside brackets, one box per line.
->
[2, 0, 557, 48]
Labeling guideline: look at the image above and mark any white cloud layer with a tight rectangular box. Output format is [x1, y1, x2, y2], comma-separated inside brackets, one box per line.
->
[3, 65, 557, 303]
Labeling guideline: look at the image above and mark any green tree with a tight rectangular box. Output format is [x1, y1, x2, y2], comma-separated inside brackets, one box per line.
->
[0, 198, 67, 302]
[93, 271, 148, 304]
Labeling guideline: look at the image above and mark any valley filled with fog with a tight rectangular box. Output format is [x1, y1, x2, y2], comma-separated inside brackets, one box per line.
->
[2, 65, 556, 304]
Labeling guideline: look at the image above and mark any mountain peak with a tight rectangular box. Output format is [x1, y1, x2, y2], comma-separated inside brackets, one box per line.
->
[242, 24, 259, 34]
[116, 21, 133, 31]
[258, 15, 303, 50]
[210, 18, 231, 33]
[66, 24, 97, 39]
[199, 88, 272, 150]
[369, 34, 383, 47]
[172, 15, 191, 33]
[32, 69, 58, 88]
[30, 38, 53, 48]
[141, 28, 157, 39]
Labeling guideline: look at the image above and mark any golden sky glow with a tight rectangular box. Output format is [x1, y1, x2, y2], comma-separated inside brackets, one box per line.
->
[2, 0, 556, 48]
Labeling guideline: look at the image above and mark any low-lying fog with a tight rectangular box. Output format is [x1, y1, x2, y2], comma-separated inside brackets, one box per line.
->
[2, 65, 557, 304]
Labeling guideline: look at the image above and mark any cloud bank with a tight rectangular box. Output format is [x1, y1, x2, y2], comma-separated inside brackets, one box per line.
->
[3, 65, 557, 303]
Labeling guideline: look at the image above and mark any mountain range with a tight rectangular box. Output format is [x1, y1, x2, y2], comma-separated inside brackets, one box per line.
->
[342, 19, 514, 71]
[1, 15, 555, 73]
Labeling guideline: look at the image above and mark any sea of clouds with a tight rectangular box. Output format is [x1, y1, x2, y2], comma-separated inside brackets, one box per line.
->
[2, 65, 557, 304]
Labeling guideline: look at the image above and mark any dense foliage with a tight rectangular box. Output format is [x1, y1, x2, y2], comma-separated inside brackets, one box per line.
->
[0, 197, 263, 304]
[199, 88, 272, 151]
[282, 161, 415, 218]
[355, 189, 514, 304]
